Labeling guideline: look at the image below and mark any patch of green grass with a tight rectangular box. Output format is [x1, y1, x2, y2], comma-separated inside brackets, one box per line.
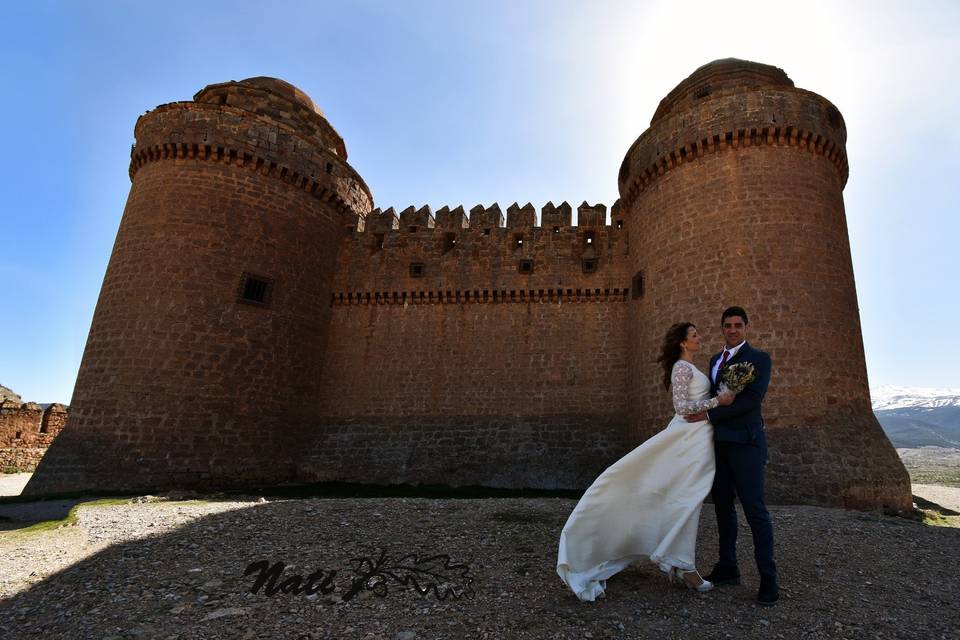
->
[919, 511, 960, 528]
[907, 469, 960, 488]
[900, 454, 960, 488]
[3, 497, 134, 537]
[249, 481, 584, 501]
[0, 488, 143, 505]
[2, 465, 25, 474]
[0, 481, 586, 505]
[908, 494, 960, 528]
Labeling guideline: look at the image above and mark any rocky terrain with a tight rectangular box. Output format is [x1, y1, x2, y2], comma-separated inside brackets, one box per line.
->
[0, 493, 957, 640]
[0, 384, 22, 404]
[896, 447, 960, 487]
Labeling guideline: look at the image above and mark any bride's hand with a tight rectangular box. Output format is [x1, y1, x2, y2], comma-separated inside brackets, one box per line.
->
[717, 391, 735, 406]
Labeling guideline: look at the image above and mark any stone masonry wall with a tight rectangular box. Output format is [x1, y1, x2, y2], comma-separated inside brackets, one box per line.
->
[304, 298, 631, 489]
[26, 77, 373, 496]
[300, 201, 634, 489]
[0, 401, 68, 471]
[28, 160, 347, 494]
[23, 67, 912, 511]
[621, 61, 910, 510]
[337, 201, 628, 294]
[628, 145, 908, 509]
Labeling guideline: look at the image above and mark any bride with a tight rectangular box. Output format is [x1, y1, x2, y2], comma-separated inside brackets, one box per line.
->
[557, 322, 734, 601]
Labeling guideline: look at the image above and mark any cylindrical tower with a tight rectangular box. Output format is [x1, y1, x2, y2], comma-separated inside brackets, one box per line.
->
[25, 77, 372, 495]
[620, 59, 910, 510]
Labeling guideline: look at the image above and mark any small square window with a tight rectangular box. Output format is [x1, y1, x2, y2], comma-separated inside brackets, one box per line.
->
[514, 233, 524, 248]
[616, 219, 623, 229]
[484, 228, 491, 236]
[410, 262, 425, 278]
[584, 231, 594, 246]
[373, 234, 385, 252]
[631, 271, 644, 299]
[582, 258, 598, 274]
[409, 226, 418, 233]
[444, 232, 457, 253]
[238, 272, 274, 307]
[553, 226, 560, 234]
[518, 259, 534, 274]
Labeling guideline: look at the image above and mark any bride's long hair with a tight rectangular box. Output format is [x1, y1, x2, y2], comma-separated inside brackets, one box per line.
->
[656, 322, 695, 390]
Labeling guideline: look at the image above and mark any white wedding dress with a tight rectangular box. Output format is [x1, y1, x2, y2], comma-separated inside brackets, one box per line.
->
[557, 360, 718, 601]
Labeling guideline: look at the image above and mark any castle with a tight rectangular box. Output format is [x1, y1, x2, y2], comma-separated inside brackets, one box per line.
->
[25, 59, 912, 511]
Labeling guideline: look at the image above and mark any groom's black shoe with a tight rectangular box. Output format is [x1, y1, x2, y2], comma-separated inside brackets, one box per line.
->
[757, 574, 779, 606]
[703, 563, 741, 586]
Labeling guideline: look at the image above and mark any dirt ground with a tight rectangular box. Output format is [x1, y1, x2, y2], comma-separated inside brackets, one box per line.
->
[911, 484, 960, 513]
[0, 488, 957, 640]
[0, 473, 30, 497]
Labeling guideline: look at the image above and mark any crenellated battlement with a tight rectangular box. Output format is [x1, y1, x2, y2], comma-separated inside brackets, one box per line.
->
[541, 201, 572, 228]
[436, 205, 468, 229]
[353, 200, 624, 234]
[333, 200, 631, 299]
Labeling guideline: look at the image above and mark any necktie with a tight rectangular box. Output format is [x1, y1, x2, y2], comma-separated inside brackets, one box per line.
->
[717, 350, 731, 381]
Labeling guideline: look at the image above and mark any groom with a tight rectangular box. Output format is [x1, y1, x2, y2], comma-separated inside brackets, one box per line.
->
[685, 306, 778, 605]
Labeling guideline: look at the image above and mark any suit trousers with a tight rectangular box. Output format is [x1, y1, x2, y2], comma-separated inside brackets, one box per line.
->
[712, 440, 777, 578]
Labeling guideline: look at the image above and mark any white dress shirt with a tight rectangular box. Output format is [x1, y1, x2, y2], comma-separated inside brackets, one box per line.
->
[711, 340, 746, 383]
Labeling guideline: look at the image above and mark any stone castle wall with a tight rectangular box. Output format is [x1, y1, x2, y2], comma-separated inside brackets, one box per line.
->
[0, 401, 68, 471]
[304, 200, 635, 488]
[620, 59, 907, 509]
[26, 79, 373, 495]
[24, 63, 913, 511]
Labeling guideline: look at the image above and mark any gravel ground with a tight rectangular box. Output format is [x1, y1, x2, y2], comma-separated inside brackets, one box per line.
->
[0, 495, 958, 640]
[912, 484, 960, 513]
[0, 472, 31, 497]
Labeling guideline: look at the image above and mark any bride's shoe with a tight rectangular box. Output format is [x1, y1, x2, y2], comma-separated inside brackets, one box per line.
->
[673, 568, 713, 592]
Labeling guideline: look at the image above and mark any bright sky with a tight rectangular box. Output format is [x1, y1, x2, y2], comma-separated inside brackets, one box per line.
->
[1, 1, 958, 404]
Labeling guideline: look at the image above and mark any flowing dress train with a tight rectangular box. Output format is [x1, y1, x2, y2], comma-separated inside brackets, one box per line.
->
[556, 360, 718, 601]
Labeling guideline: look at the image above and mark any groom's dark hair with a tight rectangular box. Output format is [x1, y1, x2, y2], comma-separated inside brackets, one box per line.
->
[721, 306, 749, 325]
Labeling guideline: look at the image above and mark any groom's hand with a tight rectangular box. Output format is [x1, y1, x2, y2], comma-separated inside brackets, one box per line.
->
[684, 412, 707, 422]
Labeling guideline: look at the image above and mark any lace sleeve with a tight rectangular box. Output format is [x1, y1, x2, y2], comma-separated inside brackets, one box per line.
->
[671, 362, 720, 415]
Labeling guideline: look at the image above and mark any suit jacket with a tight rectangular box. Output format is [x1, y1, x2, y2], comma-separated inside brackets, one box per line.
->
[706, 341, 772, 459]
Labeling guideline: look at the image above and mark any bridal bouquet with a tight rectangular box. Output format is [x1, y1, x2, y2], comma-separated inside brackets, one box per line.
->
[719, 362, 756, 394]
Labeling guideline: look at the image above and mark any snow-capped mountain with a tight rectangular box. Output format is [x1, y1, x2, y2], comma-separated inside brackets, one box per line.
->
[871, 386, 960, 449]
[871, 385, 960, 411]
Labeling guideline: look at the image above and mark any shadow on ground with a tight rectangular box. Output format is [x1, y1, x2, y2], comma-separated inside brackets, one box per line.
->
[1, 496, 959, 640]
[0, 482, 582, 532]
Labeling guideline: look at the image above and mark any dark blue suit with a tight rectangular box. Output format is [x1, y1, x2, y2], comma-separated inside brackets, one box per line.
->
[706, 342, 777, 579]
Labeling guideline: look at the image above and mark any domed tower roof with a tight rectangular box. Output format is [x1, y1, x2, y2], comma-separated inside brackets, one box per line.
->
[651, 58, 794, 125]
[233, 76, 324, 116]
[619, 57, 848, 204]
[194, 76, 347, 159]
